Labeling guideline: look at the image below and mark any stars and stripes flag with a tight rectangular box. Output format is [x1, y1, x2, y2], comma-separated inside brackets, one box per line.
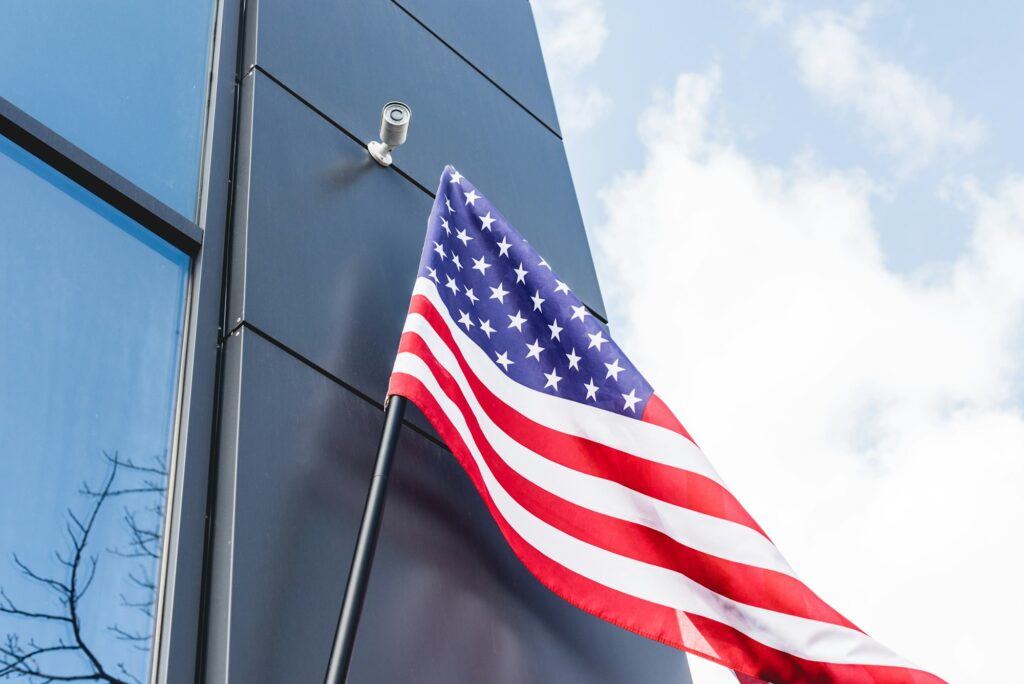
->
[386, 166, 943, 683]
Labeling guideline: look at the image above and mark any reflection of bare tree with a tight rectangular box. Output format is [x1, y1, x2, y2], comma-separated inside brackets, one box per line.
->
[0, 452, 167, 683]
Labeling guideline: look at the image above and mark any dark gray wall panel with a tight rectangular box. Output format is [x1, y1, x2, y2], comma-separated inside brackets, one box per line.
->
[205, 329, 379, 683]
[245, 0, 605, 317]
[392, 0, 561, 135]
[230, 71, 434, 405]
[210, 328, 688, 683]
[351, 404, 691, 684]
[211, 2, 692, 680]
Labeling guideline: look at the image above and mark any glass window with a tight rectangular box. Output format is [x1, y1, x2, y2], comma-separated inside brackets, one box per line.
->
[0, 0, 216, 218]
[0, 135, 188, 681]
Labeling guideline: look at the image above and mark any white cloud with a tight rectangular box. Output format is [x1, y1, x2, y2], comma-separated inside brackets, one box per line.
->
[747, 0, 785, 26]
[595, 70, 1024, 684]
[792, 6, 984, 168]
[532, 0, 609, 134]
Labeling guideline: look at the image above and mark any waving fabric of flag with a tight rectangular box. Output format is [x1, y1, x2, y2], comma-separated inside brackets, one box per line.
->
[387, 166, 943, 683]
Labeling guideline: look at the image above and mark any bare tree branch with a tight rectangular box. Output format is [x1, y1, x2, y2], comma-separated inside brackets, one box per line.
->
[0, 452, 168, 683]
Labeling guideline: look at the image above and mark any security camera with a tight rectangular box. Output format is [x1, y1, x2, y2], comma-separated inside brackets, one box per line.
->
[368, 101, 411, 167]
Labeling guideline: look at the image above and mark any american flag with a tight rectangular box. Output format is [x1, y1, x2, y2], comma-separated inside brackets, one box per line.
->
[387, 166, 943, 683]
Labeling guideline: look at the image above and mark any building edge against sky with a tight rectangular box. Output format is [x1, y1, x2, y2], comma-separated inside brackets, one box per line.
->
[0, 1, 692, 682]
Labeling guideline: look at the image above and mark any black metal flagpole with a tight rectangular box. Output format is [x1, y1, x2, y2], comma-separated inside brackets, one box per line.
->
[325, 394, 408, 684]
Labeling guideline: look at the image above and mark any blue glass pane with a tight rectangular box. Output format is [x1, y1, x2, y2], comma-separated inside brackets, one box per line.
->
[0, 0, 216, 218]
[0, 135, 188, 681]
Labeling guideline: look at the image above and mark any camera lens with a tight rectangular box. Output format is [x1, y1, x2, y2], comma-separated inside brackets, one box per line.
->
[379, 102, 411, 148]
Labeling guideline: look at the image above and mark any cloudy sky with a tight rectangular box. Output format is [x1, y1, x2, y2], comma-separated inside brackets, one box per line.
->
[533, 2, 1023, 682]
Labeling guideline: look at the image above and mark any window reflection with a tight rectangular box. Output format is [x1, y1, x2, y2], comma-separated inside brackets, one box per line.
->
[0, 0, 216, 218]
[0, 135, 188, 681]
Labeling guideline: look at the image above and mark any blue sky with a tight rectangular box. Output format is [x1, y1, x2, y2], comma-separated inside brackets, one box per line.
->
[552, 1, 1024, 273]
[535, 2, 1024, 682]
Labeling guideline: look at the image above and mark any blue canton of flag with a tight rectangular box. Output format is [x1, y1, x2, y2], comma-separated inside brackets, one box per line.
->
[418, 165, 653, 417]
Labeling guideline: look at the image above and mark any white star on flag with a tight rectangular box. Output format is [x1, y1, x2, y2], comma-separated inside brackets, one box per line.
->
[471, 256, 491, 275]
[507, 310, 526, 332]
[489, 282, 509, 303]
[525, 339, 544, 362]
[621, 389, 641, 412]
[494, 350, 513, 371]
[604, 358, 624, 381]
[570, 304, 590, 322]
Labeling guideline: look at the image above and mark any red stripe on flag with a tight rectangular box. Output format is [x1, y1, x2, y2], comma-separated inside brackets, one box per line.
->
[642, 393, 695, 442]
[390, 372, 945, 684]
[398, 332, 860, 630]
[401, 295, 768, 537]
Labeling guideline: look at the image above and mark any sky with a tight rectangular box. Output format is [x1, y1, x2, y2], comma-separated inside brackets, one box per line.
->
[0, 2, 213, 678]
[0, 136, 188, 681]
[0, 0, 215, 217]
[533, 1, 1024, 682]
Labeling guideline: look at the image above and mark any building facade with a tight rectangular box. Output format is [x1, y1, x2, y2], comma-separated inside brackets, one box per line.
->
[0, 1, 691, 682]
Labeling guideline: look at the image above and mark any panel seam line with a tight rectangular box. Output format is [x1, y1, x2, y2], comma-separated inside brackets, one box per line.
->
[232, 320, 449, 451]
[389, 0, 563, 140]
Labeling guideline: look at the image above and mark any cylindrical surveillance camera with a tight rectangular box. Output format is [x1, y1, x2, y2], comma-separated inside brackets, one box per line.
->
[368, 101, 411, 167]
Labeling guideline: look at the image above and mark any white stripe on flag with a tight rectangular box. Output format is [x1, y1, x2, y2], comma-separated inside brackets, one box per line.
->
[393, 349, 914, 668]
[411, 277, 724, 485]
[395, 321, 794, 577]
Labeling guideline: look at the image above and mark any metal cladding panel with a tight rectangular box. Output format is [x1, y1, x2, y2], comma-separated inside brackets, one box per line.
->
[391, 0, 562, 135]
[246, 0, 605, 318]
[211, 1, 692, 681]
[215, 329, 688, 684]
[230, 71, 434, 404]
[209, 330, 377, 683]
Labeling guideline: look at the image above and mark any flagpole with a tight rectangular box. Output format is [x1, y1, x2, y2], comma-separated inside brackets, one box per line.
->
[326, 394, 408, 684]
